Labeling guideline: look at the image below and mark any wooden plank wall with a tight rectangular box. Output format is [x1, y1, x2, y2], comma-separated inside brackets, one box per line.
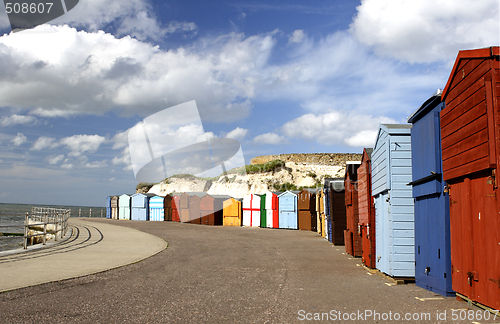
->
[223, 198, 241, 226]
[357, 151, 376, 268]
[389, 136, 414, 277]
[441, 58, 494, 180]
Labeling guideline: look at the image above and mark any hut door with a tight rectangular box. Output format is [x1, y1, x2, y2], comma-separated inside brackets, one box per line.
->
[415, 196, 440, 288]
[470, 172, 500, 309]
[375, 191, 391, 275]
[449, 178, 474, 300]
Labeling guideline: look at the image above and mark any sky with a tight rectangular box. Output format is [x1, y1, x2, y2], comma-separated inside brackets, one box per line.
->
[0, 0, 498, 206]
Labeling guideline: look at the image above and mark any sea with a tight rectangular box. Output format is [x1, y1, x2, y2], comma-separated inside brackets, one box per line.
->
[0, 203, 106, 252]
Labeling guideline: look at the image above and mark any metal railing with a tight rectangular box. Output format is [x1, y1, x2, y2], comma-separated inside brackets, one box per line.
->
[25, 207, 71, 248]
[0, 207, 71, 250]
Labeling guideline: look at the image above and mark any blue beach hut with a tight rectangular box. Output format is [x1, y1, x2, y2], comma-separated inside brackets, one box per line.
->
[323, 178, 335, 242]
[131, 193, 155, 221]
[118, 194, 131, 220]
[408, 91, 454, 296]
[278, 191, 298, 229]
[372, 124, 414, 278]
[149, 195, 165, 221]
[106, 196, 112, 219]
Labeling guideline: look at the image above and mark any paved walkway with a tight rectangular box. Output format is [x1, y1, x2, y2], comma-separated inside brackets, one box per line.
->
[0, 218, 166, 292]
[0, 219, 489, 323]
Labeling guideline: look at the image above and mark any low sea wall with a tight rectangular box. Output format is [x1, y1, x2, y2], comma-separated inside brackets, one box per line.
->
[250, 153, 363, 166]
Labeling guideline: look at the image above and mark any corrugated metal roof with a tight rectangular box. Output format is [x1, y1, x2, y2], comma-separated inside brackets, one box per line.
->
[210, 195, 232, 199]
[381, 123, 412, 129]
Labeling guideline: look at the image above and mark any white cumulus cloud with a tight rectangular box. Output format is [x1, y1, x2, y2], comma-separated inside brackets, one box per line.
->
[31, 136, 58, 151]
[288, 30, 305, 44]
[350, 0, 500, 63]
[253, 132, 287, 145]
[59, 134, 106, 157]
[49, 0, 196, 41]
[225, 127, 248, 141]
[282, 111, 397, 147]
[47, 154, 65, 165]
[111, 130, 129, 150]
[11, 133, 27, 146]
[0, 25, 274, 122]
[1, 114, 38, 126]
[85, 160, 108, 168]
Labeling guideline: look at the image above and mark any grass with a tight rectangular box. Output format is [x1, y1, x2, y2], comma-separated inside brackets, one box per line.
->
[272, 182, 304, 192]
[245, 159, 286, 174]
[136, 182, 156, 191]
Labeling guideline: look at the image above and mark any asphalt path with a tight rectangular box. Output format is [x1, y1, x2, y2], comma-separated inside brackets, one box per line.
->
[0, 218, 491, 323]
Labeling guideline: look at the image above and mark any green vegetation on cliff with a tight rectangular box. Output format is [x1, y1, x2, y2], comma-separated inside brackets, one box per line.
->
[245, 159, 286, 174]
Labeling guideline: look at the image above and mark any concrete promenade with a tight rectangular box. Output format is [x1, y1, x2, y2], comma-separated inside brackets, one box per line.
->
[0, 218, 492, 323]
[0, 218, 167, 292]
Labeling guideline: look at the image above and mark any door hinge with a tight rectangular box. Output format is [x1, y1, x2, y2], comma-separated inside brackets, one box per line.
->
[444, 184, 450, 194]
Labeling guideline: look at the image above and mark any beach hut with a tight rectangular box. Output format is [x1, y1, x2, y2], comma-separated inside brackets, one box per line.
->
[322, 188, 328, 241]
[408, 91, 454, 297]
[189, 194, 201, 224]
[242, 194, 261, 227]
[325, 179, 346, 245]
[315, 189, 325, 237]
[372, 124, 414, 278]
[171, 194, 180, 222]
[106, 196, 111, 219]
[324, 179, 334, 242]
[258, 194, 267, 228]
[200, 194, 231, 225]
[131, 193, 155, 221]
[263, 192, 279, 229]
[357, 148, 376, 269]
[297, 189, 317, 231]
[163, 194, 173, 221]
[149, 195, 165, 221]
[118, 194, 131, 220]
[278, 191, 298, 230]
[111, 195, 119, 220]
[223, 198, 242, 226]
[440, 46, 500, 309]
[187, 192, 207, 224]
[179, 193, 190, 223]
[344, 162, 362, 257]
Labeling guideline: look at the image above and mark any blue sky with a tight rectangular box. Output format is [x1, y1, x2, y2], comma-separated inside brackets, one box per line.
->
[0, 0, 498, 206]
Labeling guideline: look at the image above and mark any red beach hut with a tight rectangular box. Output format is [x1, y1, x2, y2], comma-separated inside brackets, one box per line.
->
[440, 46, 500, 310]
[344, 161, 362, 257]
[357, 148, 376, 268]
[171, 194, 180, 222]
